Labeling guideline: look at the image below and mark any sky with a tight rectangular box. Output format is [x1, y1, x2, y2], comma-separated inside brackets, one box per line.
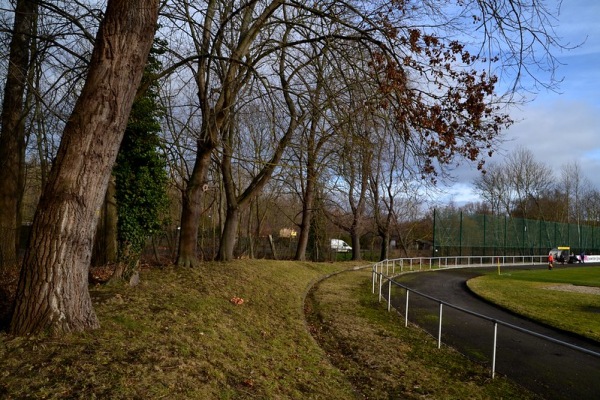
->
[438, 0, 600, 205]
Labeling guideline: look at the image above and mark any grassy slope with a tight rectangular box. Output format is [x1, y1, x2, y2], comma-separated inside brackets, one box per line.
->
[306, 268, 539, 399]
[1, 261, 356, 399]
[467, 266, 600, 342]
[1, 260, 537, 399]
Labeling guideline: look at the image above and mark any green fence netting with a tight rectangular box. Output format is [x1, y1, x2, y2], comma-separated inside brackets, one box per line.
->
[432, 210, 600, 257]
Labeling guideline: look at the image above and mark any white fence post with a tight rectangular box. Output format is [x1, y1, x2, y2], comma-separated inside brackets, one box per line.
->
[405, 290, 410, 327]
[438, 303, 443, 349]
[378, 271, 383, 303]
[388, 280, 392, 311]
[492, 322, 498, 379]
[372, 266, 376, 294]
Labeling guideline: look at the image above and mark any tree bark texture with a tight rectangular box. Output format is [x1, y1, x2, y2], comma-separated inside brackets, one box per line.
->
[176, 142, 214, 267]
[294, 122, 318, 262]
[0, 0, 37, 268]
[295, 168, 316, 261]
[92, 176, 118, 266]
[10, 0, 159, 335]
[217, 207, 240, 262]
[379, 231, 390, 262]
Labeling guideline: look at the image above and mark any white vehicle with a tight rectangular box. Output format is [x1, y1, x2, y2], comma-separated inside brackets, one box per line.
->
[330, 239, 352, 253]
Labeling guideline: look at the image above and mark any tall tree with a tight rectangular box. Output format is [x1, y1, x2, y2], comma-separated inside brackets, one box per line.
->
[473, 163, 512, 216]
[504, 147, 553, 218]
[10, 0, 160, 335]
[166, 0, 564, 263]
[560, 161, 587, 225]
[216, 20, 303, 261]
[292, 86, 330, 261]
[0, 0, 38, 268]
[329, 128, 373, 261]
[172, 0, 285, 267]
[369, 121, 412, 261]
[291, 41, 337, 262]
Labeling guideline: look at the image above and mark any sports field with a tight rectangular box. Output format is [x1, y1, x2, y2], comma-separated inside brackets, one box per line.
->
[467, 266, 600, 342]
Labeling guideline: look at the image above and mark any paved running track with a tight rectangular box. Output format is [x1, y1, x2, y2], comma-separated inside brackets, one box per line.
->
[385, 265, 600, 400]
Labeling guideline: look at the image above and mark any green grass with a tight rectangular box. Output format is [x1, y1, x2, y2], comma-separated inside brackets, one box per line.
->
[0, 260, 539, 399]
[306, 268, 540, 399]
[468, 266, 600, 342]
[1, 261, 356, 399]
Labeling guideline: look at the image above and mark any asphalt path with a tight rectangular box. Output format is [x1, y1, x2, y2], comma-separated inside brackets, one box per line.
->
[385, 264, 600, 400]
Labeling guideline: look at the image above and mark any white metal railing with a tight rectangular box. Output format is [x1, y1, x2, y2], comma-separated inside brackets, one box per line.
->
[371, 255, 547, 279]
[370, 256, 600, 380]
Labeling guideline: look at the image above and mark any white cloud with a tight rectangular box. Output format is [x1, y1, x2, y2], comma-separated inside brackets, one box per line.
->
[436, 98, 600, 207]
[426, 0, 600, 207]
[503, 100, 600, 181]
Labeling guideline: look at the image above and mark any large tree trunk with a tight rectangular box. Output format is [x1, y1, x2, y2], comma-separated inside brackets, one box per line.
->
[295, 202, 312, 261]
[379, 230, 390, 261]
[176, 142, 214, 267]
[92, 176, 118, 266]
[217, 207, 240, 261]
[350, 227, 362, 261]
[0, 0, 37, 269]
[10, 0, 159, 335]
[295, 170, 316, 261]
[216, 130, 240, 262]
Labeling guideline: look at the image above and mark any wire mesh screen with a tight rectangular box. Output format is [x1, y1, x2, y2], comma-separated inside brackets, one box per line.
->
[433, 210, 600, 257]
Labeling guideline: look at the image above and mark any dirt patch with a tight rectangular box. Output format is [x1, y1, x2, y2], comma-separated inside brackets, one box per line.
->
[544, 284, 600, 295]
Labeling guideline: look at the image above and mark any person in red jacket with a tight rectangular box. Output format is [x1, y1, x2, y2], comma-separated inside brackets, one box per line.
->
[548, 253, 554, 270]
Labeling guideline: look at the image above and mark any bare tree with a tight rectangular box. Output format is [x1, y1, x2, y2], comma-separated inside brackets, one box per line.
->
[289, 41, 339, 261]
[473, 163, 512, 216]
[559, 161, 594, 249]
[162, 0, 565, 263]
[474, 148, 554, 219]
[581, 189, 600, 226]
[0, 0, 106, 272]
[560, 161, 588, 224]
[504, 147, 554, 218]
[327, 111, 374, 261]
[163, 0, 287, 266]
[369, 118, 421, 261]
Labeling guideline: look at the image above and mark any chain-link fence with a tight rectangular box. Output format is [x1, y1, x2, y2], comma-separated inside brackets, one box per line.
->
[433, 210, 600, 257]
[141, 229, 355, 263]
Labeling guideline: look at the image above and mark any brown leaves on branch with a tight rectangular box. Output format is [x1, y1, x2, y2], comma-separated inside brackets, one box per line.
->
[369, 27, 512, 181]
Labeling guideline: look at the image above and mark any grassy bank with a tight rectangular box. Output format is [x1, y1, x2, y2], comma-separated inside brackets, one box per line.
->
[1, 260, 537, 399]
[467, 266, 600, 342]
[307, 268, 539, 399]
